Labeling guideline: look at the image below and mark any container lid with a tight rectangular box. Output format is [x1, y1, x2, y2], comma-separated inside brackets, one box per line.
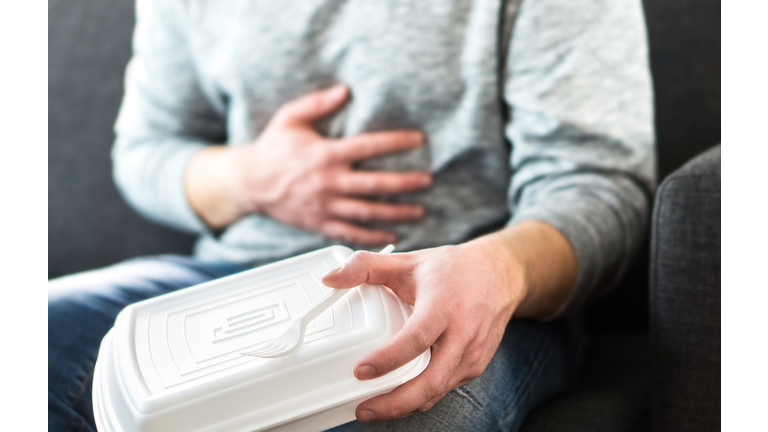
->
[92, 246, 429, 432]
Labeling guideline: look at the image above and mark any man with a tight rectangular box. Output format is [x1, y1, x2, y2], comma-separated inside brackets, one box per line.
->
[48, 0, 654, 431]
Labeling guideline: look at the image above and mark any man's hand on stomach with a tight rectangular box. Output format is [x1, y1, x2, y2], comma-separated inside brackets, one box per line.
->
[185, 84, 432, 245]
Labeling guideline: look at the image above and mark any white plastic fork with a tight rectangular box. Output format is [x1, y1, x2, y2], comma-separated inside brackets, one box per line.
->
[240, 244, 395, 358]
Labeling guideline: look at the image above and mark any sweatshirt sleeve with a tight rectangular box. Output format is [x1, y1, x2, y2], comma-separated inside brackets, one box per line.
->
[504, 0, 656, 318]
[112, 0, 227, 234]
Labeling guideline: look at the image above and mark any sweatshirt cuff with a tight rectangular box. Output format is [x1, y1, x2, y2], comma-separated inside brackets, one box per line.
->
[158, 142, 210, 234]
[113, 137, 211, 235]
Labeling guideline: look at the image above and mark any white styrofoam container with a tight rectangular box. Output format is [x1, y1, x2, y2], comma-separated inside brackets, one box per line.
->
[92, 245, 430, 432]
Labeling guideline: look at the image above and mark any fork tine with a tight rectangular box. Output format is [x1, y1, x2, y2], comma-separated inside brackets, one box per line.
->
[242, 348, 268, 357]
[249, 346, 278, 357]
[261, 340, 295, 357]
[242, 340, 281, 357]
[259, 349, 288, 358]
[245, 339, 289, 357]
[264, 344, 300, 358]
[259, 341, 290, 357]
[250, 348, 281, 358]
[262, 350, 291, 358]
[243, 342, 272, 355]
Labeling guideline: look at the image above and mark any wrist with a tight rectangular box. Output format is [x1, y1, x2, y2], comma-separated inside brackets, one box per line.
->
[185, 146, 249, 229]
[462, 233, 530, 317]
[468, 221, 577, 320]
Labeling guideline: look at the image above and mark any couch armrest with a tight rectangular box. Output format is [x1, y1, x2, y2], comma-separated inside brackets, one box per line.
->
[650, 145, 721, 431]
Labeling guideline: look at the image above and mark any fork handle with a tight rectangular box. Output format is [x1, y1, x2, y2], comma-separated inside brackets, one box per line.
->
[299, 244, 395, 328]
[299, 287, 350, 328]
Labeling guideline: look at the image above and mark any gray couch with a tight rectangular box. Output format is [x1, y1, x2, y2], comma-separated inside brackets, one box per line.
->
[650, 146, 720, 431]
[49, 0, 721, 430]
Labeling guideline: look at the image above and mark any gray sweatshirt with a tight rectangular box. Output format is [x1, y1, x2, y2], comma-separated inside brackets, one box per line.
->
[113, 0, 655, 318]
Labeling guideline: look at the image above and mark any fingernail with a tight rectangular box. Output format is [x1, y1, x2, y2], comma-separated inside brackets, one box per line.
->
[409, 132, 423, 145]
[419, 175, 432, 187]
[356, 364, 376, 380]
[411, 208, 424, 218]
[358, 410, 376, 422]
[328, 84, 347, 98]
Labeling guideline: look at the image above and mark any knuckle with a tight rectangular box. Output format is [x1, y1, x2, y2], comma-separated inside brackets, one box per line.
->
[365, 176, 382, 191]
[407, 175, 424, 189]
[421, 377, 446, 402]
[354, 137, 377, 155]
[312, 146, 335, 167]
[379, 405, 405, 420]
[314, 198, 329, 216]
[314, 173, 333, 193]
[399, 206, 417, 219]
[460, 351, 487, 381]
[468, 365, 485, 380]
[354, 135, 373, 148]
[463, 352, 483, 370]
[350, 250, 373, 266]
[276, 100, 300, 120]
[410, 326, 433, 353]
[414, 401, 434, 414]
[355, 206, 373, 222]
[456, 324, 479, 345]
[323, 146, 341, 166]
[394, 175, 412, 190]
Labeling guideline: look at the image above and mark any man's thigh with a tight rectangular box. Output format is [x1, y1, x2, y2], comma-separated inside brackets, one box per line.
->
[328, 317, 584, 432]
[48, 255, 248, 432]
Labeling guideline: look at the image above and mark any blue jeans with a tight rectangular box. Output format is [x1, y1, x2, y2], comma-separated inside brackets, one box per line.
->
[48, 255, 584, 432]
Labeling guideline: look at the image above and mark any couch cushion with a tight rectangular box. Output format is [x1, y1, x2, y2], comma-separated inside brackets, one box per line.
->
[49, 0, 195, 278]
[649, 145, 721, 432]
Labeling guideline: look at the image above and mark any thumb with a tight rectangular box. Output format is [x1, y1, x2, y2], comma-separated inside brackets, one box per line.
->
[275, 84, 349, 125]
[321, 250, 413, 293]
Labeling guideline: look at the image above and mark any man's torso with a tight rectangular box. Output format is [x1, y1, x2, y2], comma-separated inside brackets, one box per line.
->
[181, 0, 513, 263]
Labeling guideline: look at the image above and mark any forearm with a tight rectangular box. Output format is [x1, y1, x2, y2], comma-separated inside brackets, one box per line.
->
[467, 220, 578, 320]
[113, 0, 229, 233]
[112, 135, 211, 233]
[500, 0, 654, 317]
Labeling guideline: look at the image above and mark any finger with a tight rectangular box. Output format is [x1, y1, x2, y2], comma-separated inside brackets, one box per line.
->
[320, 248, 415, 290]
[326, 171, 432, 195]
[355, 337, 465, 422]
[410, 355, 481, 416]
[352, 306, 445, 381]
[327, 130, 424, 163]
[319, 220, 397, 246]
[274, 84, 349, 125]
[410, 392, 446, 416]
[325, 198, 425, 223]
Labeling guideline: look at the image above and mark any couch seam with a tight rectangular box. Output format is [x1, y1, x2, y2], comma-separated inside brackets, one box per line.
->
[649, 171, 666, 420]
